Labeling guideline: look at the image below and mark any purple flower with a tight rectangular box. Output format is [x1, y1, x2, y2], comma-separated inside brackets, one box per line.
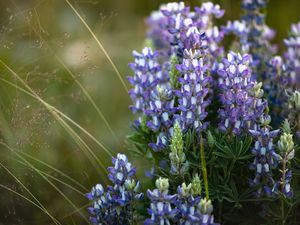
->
[175, 183, 219, 225]
[241, 0, 277, 72]
[175, 183, 202, 224]
[223, 20, 248, 42]
[223, 0, 276, 80]
[176, 48, 211, 133]
[107, 154, 136, 185]
[145, 178, 177, 225]
[146, 2, 224, 63]
[145, 86, 175, 132]
[217, 52, 256, 134]
[128, 47, 162, 116]
[195, 2, 224, 20]
[249, 122, 280, 197]
[86, 154, 143, 224]
[284, 22, 300, 88]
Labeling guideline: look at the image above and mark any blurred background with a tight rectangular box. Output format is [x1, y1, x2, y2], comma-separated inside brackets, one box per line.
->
[0, 0, 299, 224]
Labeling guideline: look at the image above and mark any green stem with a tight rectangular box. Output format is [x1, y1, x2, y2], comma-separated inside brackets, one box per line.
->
[281, 156, 287, 225]
[281, 199, 285, 225]
[200, 134, 209, 199]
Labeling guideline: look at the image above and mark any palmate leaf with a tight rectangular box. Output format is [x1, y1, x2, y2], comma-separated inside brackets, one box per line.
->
[214, 134, 253, 161]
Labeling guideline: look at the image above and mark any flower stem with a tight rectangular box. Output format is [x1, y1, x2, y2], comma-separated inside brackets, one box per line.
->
[281, 156, 287, 225]
[200, 134, 209, 199]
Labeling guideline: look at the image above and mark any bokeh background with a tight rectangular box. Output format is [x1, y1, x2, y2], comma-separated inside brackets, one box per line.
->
[0, 0, 299, 224]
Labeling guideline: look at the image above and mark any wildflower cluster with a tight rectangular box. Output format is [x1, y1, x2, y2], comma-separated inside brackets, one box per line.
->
[145, 177, 218, 225]
[86, 154, 143, 224]
[217, 51, 265, 134]
[88, 1, 300, 224]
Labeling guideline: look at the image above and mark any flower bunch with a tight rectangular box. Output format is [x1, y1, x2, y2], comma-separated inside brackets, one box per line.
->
[86, 154, 143, 224]
[217, 51, 265, 134]
[147, 1, 224, 62]
[145, 177, 218, 225]
[249, 115, 280, 197]
[88, 1, 300, 224]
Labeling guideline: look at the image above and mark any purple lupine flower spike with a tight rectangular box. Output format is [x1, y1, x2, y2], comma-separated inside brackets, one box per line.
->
[217, 51, 254, 134]
[176, 48, 211, 133]
[194, 2, 225, 69]
[128, 47, 161, 123]
[175, 183, 202, 224]
[249, 116, 280, 197]
[86, 154, 143, 224]
[175, 177, 219, 225]
[145, 86, 175, 132]
[145, 178, 177, 225]
[284, 22, 300, 88]
[241, 0, 277, 68]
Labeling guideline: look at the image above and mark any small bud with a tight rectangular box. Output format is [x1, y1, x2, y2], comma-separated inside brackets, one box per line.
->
[260, 114, 271, 126]
[250, 82, 264, 98]
[287, 149, 295, 160]
[191, 174, 202, 196]
[125, 179, 136, 191]
[270, 56, 283, 69]
[199, 198, 213, 215]
[207, 130, 215, 148]
[143, 38, 155, 49]
[282, 119, 291, 134]
[156, 177, 169, 192]
[289, 91, 300, 111]
[180, 182, 192, 197]
[170, 54, 180, 89]
[278, 133, 294, 154]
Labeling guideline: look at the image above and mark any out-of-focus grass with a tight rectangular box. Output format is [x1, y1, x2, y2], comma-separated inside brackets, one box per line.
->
[0, 0, 299, 224]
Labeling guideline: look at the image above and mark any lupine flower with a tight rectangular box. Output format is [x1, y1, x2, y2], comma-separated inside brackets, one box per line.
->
[249, 116, 280, 197]
[284, 22, 300, 88]
[107, 154, 137, 186]
[194, 2, 225, 67]
[145, 86, 175, 132]
[198, 198, 218, 225]
[86, 154, 143, 224]
[145, 178, 177, 225]
[275, 125, 295, 198]
[248, 82, 267, 129]
[241, 0, 276, 68]
[128, 47, 162, 125]
[175, 175, 218, 225]
[195, 2, 224, 20]
[265, 56, 288, 99]
[223, 0, 276, 80]
[223, 20, 249, 47]
[176, 48, 211, 133]
[146, 10, 171, 53]
[176, 182, 203, 224]
[86, 184, 117, 224]
[264, 56, 289, 123]
[146, 1, 224, 62]
[128, 47, 177, 151]
[160, 2, 190, 58]
[218, 51, 255, 134]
